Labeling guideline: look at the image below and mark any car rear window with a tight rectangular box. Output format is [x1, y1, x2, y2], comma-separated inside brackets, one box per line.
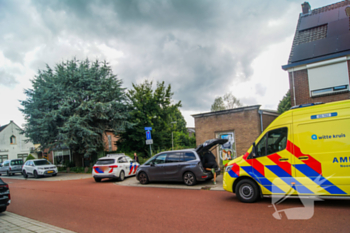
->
[11, 160, 23, 165]
[96, 159, 115, 165]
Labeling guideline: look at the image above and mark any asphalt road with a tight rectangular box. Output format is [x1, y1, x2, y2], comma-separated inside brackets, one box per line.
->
[3, 177, 350, 233]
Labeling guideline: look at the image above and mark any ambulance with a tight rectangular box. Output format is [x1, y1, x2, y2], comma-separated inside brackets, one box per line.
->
[223, 99, 350, 202]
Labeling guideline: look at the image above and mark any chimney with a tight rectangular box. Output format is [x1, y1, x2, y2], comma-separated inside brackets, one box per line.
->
[301, 2, 311, 15]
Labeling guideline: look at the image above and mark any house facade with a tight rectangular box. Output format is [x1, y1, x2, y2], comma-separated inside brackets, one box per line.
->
[0, 121, 37, 163]
[282, 1, 350, 106]
[192, 105, 279, 167]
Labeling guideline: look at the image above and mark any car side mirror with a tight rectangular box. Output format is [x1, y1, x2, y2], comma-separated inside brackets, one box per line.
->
[252, 142, 256, 158]
[150, 161, 155, 166]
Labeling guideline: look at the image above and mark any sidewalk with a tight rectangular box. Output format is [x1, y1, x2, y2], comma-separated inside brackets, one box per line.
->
[0, 211, 75, 233]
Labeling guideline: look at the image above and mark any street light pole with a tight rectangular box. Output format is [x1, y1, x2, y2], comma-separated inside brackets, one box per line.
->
[171, 121, 177, 150]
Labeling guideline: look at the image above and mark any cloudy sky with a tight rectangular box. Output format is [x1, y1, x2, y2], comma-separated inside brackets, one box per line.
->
[0, 0, 337, 128]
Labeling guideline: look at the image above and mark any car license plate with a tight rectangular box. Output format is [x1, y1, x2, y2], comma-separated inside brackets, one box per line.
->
[47, 171, 53, 174]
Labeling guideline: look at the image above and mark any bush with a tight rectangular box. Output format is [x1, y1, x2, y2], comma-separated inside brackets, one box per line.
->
[25, 154, 36, 161]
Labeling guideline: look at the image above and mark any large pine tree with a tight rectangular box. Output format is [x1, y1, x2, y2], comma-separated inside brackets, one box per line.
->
[20, 59, 131, 166]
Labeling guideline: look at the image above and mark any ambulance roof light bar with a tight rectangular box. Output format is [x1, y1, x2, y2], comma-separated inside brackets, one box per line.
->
[290, 102, 324, 110]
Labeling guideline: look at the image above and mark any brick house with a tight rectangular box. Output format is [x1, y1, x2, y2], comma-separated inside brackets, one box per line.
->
[192, 105, 278, 167]
[282, 1, 350, 106]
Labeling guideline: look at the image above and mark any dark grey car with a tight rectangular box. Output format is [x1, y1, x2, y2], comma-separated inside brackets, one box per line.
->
[136, 139, 227, 186]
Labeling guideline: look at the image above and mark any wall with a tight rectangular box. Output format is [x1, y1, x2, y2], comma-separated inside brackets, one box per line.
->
[0, 122, 35, 161]
[289, 60, 350, 105]
[194, 108, 261, 159]
[262, 113, 278, 131]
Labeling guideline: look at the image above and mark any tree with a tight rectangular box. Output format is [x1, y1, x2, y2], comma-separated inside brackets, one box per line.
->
[211, 93, 242, 111]
[20, 59, 131, 166]
[277, 90, 291, 114]
[116, 80, 187, 157]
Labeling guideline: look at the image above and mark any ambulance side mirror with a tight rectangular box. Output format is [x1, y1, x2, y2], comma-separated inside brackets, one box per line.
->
[252, 142, 256, 158]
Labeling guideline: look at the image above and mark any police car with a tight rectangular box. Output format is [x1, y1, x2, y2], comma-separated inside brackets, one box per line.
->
[92, 154, 139, 182]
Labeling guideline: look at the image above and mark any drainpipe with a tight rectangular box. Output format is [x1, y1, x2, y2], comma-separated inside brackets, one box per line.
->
[291, 68, 296, 106]
[258, 110, 263, 133]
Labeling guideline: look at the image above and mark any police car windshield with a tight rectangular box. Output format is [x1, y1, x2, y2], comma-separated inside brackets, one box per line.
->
[96, 159, 115, 165]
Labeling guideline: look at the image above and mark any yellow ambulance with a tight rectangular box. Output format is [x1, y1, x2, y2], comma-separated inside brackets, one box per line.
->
[223, 99, 350, 202]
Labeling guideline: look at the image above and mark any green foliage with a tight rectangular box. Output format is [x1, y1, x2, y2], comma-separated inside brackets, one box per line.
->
[173, 131, 196, 149]
[277, 90, 291, 114]
[116, 80, 187, 157]
[25, 154, 36, 161]
[211, 93, 242, 111]
[19, 59, 132, 164]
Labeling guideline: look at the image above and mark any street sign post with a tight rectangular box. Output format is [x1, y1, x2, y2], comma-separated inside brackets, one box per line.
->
[144, 127, 153, 156]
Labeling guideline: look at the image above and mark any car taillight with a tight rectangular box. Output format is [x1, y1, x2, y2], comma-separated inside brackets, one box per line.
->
[109, 165, 118, 173]
[201, 175, 208, 179]
[9, 167, 11, 170]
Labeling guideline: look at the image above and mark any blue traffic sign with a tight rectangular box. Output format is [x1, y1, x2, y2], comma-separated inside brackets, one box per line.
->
[146, 131, 152, 140]
[144, 127, 152, 131]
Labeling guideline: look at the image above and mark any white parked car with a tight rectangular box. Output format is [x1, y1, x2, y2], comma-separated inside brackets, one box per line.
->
[22, 159, 58, 179]
[93, 154, 140, 182]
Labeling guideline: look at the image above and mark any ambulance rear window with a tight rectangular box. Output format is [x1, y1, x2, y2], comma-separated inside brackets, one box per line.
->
[96, 159, 115, 165]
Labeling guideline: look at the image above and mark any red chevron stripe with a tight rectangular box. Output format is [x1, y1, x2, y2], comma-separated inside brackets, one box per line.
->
[267, 153, 292, 176]
[231, 163, 240, 176]
[243, 152, 265, 176]
[287, 140, 322, 175]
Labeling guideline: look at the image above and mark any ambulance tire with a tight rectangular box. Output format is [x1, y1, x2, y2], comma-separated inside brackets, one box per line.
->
[236, 179, 260, 203]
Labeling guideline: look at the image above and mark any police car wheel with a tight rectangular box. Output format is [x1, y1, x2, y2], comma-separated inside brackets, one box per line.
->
[183, 172, 197, 186]
[119, 171, 125, 181]
[138, 172, 149, 184]
[94, 177, 102, 182]
[236, 179, 259, 203]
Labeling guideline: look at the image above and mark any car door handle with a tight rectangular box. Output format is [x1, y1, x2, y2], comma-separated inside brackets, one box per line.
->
[279, 158, 289, 162]
[298, 156, 309, 160]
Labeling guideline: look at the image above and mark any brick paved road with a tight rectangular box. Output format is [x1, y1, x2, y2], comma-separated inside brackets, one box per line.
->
[4, 177, 350, 233]
[0, 212, 75, 233]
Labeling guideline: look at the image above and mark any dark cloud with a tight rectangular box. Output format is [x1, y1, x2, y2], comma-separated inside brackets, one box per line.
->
[0, 0, 301, 111]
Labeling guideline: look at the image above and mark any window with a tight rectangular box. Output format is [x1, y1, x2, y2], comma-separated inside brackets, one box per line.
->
[17, 154, 28, 161]
[10, 135, 16, 144]
[183, 152, 196, 161]
[166, 153, 182, 163]
[11, 160, 24, 165]
[307, 59, 349, 97]
[34, 160, 51, 166]
[96, 159, 115, 165]
[255, 128, 288, 158]
[154, 154, 166, 164]
[108, 135, 112, 151]
[0, 155, 8, 163]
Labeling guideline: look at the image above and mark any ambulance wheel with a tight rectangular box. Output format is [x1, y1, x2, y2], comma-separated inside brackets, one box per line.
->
[236, 179, 260, 203]
[119, 171, 125, 181]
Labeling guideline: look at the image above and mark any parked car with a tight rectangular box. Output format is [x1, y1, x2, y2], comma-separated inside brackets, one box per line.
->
[0, 178, 10, 213]
[22, 159, 58, 178]
[0, 159, 24, 176]
[92, 154, 140, 182]
[136, 138, 227, 186]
